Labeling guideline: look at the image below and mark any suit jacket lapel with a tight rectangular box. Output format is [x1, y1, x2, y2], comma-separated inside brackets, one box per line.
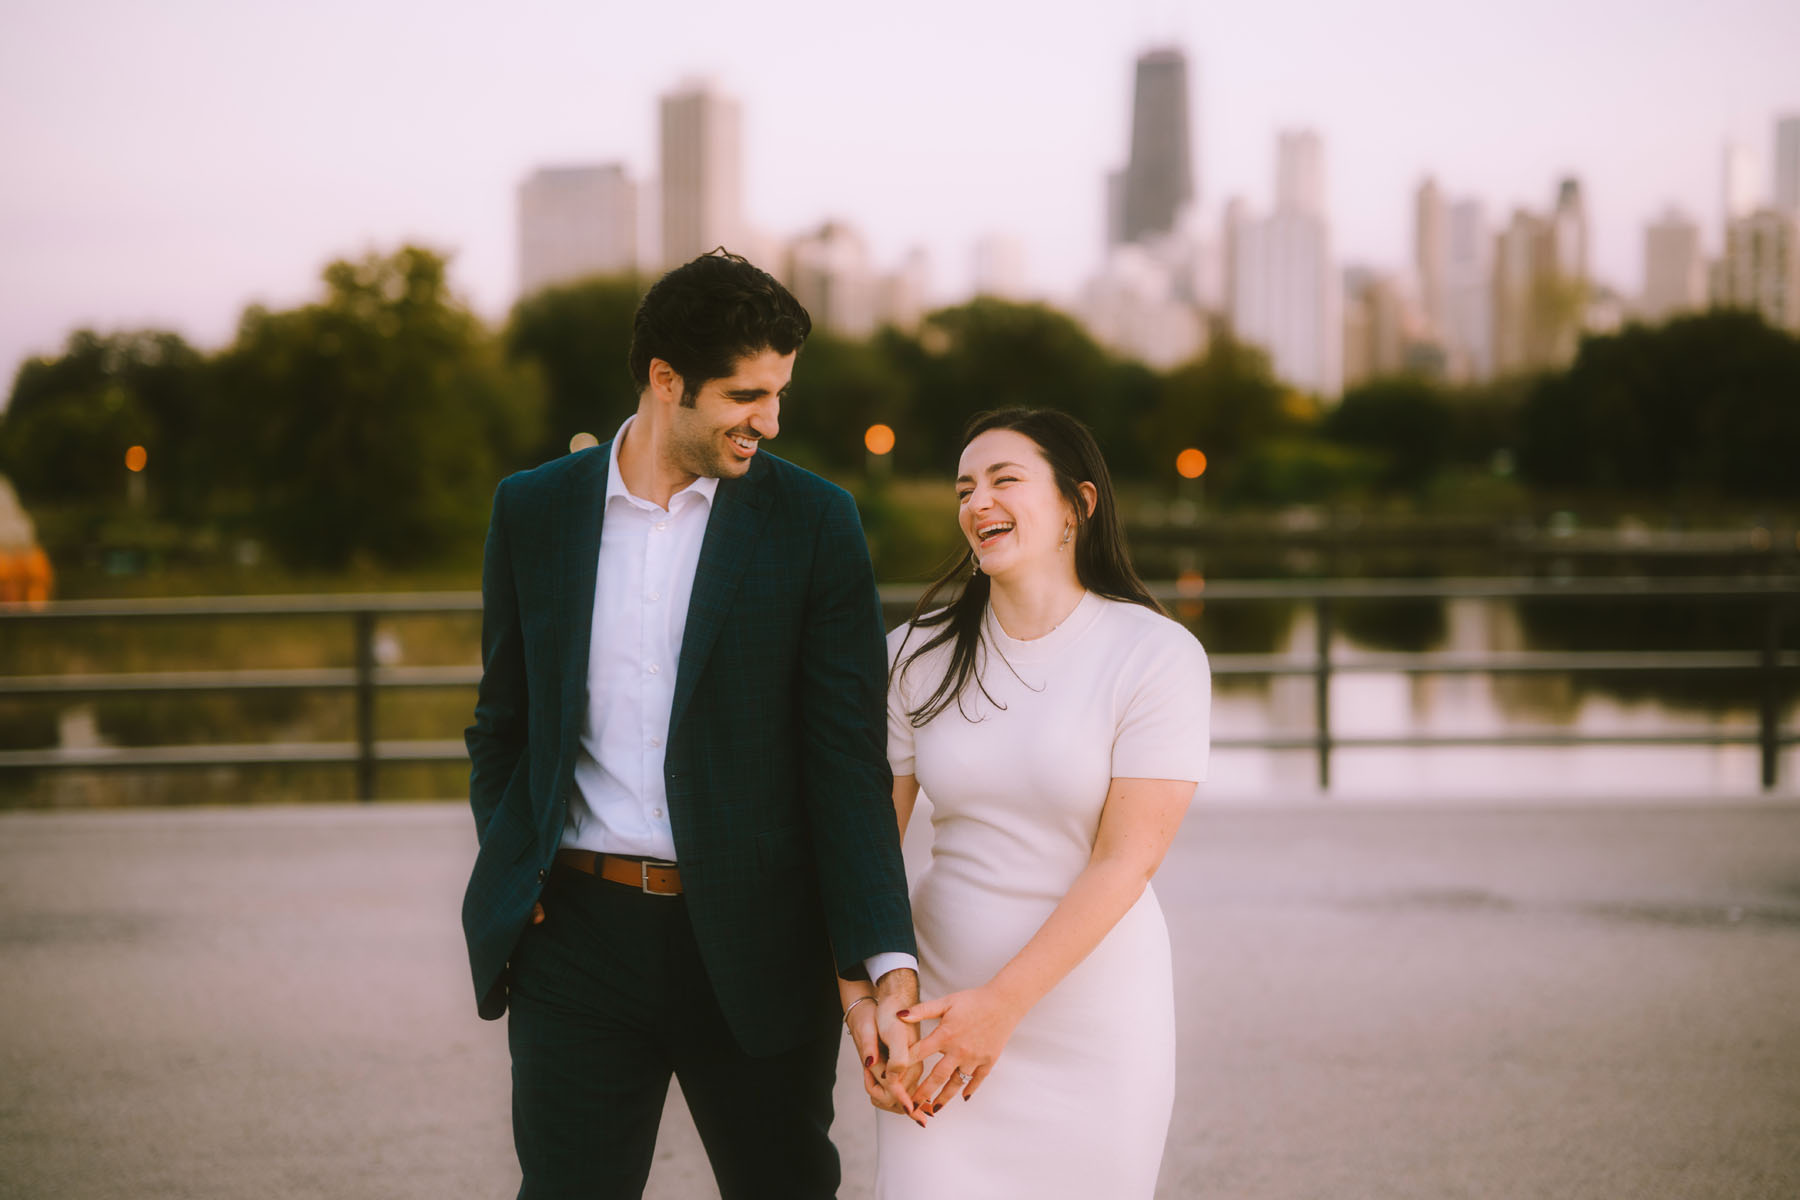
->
[669, 459, 772, 737]
[557, 445, 610, 746]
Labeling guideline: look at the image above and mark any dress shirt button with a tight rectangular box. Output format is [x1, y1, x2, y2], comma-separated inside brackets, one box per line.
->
[652, 808, 664, 819]
[654, 521, 668, 532]
[647, 663, 661, 675]
[648, 737, 662, 748]
[646, 592, 660, 602]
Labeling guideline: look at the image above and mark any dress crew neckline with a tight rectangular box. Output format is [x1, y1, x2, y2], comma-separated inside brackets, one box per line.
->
[984, 590, 1102, 659]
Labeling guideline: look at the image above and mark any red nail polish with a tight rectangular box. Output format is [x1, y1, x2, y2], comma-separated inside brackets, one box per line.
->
[864, 1056, 874, 1068]
[897, 1009, 910, 1019]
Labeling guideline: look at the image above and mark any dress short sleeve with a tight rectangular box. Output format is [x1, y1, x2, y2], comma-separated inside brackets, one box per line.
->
[1111, 620, 1211, 783]
[885, 624, 922, 776]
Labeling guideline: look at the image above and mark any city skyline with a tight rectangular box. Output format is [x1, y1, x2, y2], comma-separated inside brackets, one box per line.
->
[2, 0, 1796, 391]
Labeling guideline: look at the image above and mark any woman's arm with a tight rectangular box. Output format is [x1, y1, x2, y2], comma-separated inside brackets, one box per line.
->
[900, 775, 1194, 1111]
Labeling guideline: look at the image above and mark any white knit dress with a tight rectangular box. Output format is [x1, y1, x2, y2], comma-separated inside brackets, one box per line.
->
[875, 592, 1211, 1199]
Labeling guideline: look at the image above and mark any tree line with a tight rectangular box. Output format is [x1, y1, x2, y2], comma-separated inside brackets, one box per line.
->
[3, 244, 1797, 570]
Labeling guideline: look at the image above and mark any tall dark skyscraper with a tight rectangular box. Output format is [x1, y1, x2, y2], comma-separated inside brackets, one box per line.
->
[1115, 48, 1195, 247]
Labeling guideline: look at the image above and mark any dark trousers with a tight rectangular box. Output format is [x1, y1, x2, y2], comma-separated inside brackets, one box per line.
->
[507, 866, 841, 1200]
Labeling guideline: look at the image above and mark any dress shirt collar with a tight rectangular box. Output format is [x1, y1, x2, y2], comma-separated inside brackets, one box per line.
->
[604, 415, 721, 513]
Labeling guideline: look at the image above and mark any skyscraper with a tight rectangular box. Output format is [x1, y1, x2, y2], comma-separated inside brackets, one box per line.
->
[786, 221, 877, 338]
[1551, 177, 1589, 285]
[1445, 198, 1493, 383]
[1718, 209, 1800, 333]
[1115, 48, 1194, 247]
[1776, 115, 1800, 217]
[1492, 208, 1550, 376]
[1275, 130, 1325, 218]
[973, 233, 1029, 300]
[1723, 142, 1759, 227]
[660, 81, 743, 268]
[516, 164, 638, 298]
[1642, 208, 1706, 322]
[1415, 178, 1449, 342]
[1230, 130, 1340, 398]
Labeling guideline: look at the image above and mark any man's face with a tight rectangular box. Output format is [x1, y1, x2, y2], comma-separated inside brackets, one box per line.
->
[665, 347, 793, 480]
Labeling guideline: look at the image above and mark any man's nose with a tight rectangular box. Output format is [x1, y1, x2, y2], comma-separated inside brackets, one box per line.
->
[751, 398, 779, 440]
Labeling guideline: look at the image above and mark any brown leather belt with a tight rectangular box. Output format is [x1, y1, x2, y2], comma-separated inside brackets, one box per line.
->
[554, 849, 683, 896]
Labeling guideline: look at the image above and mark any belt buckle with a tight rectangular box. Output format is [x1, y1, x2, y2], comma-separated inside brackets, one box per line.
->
[640, 859, 677, 896]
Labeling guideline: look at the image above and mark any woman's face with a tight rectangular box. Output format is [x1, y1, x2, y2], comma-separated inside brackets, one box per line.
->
[955, 428, 1076, 578]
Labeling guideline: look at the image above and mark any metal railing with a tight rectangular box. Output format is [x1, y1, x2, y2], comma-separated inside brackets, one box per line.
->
[2, 578, 1796, 798]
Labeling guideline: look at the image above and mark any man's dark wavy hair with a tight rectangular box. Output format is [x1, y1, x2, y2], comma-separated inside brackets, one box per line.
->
[628, 248, 812, 406]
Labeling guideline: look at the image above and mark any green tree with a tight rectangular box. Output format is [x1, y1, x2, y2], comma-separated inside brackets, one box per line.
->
[779, 331, 911, 474]
[1517, 311, 1800, 499]
[504, 274, 645, 464]
[1323, 378, 1457, 493]
[1140, 332, 1299, 497]
[898, 300, 1127, 474]
[0, 330, 208, 512]
[215, 245, 542, 567]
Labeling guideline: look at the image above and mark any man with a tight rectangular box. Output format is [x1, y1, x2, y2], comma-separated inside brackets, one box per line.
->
[462, 250, 919, 1198]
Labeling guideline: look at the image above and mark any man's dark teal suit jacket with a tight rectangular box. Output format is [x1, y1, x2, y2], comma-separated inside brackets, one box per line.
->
[461, 441, 916, 1057]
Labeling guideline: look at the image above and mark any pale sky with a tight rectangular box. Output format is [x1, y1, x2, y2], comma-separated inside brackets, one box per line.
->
[2, 0, 1796, 390]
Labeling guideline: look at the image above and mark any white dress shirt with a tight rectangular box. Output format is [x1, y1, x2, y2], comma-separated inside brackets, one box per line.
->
[564, 417, 716, 860]
[562, 418, 916, 983]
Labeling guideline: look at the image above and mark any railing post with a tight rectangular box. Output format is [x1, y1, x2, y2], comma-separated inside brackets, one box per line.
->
[354, 610, 377, 803]
[1315, 595, 1332, 792]
[1761, 593, 1783, 792]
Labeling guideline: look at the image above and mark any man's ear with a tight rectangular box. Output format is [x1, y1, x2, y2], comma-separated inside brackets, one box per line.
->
[647, 358, 684, 406]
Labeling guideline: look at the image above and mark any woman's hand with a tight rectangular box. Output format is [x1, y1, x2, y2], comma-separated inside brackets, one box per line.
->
[845, 995, 926, 1125]
[899, 985, 1024, 1113]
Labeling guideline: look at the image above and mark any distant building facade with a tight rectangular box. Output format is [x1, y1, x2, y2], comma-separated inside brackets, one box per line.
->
[660, 81, 743, 268]
[516, 164, 638, 298]
[1114, 48, 1195, 248]
[1414, 178, 1449, 347]
[1641, 208, 1707, 323]
[1717, 208, 1800, 333]
[1342, 267, 1408, 388]
[786, 221, 877, 338]
[1445, 198, 1493, 382]
[1229, 130, 1341, 398]
[1775, 115, 1800, 218]
[973, 233, 1029, 300]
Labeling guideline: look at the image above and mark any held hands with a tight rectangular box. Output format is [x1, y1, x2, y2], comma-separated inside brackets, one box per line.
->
[844, 996, 925, 1126]
[900, 985, 1022, 1113]
[844, 968, 928, 1126]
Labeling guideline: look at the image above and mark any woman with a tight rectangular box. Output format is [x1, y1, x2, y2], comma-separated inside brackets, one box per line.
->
[839, 407, 1211, 1197]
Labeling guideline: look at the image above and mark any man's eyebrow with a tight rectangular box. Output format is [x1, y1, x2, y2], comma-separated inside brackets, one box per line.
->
[722, 384, 790, 399]
[955, 461, 1024, 484]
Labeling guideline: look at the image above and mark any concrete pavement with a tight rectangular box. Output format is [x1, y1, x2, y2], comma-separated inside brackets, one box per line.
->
[2, 801, 1797, 1199]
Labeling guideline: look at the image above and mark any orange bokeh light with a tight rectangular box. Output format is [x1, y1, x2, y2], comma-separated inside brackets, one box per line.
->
[1175, 448, 1206, 479]
[864, 424, 896, 456]
[124, 445, 148, 473]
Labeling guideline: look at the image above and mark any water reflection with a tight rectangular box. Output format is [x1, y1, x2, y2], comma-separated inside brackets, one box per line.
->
[1186, 595, 1797, 800]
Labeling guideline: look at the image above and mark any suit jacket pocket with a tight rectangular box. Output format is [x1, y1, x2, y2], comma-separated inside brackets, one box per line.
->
[480, 803, 538, 867]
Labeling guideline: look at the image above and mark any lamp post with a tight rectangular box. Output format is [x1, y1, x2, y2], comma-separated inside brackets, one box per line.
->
[125, 444, 148, 510]
[1174, 446, 1206, 524]
[864, 423, 895, 482]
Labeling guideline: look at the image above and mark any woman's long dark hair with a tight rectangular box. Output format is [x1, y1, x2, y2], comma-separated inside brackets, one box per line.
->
[893, 407, 1163, 726]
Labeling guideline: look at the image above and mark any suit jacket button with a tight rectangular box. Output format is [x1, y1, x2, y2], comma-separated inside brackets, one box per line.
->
[536, 868, 547, 883]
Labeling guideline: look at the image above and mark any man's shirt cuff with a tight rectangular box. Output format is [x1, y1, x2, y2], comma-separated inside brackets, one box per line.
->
[864, 952, 919, 983]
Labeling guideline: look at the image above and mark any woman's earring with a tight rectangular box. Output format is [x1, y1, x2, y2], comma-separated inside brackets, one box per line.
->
[971, 553, 982, 574]
[1060, 524, 1073, 549]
